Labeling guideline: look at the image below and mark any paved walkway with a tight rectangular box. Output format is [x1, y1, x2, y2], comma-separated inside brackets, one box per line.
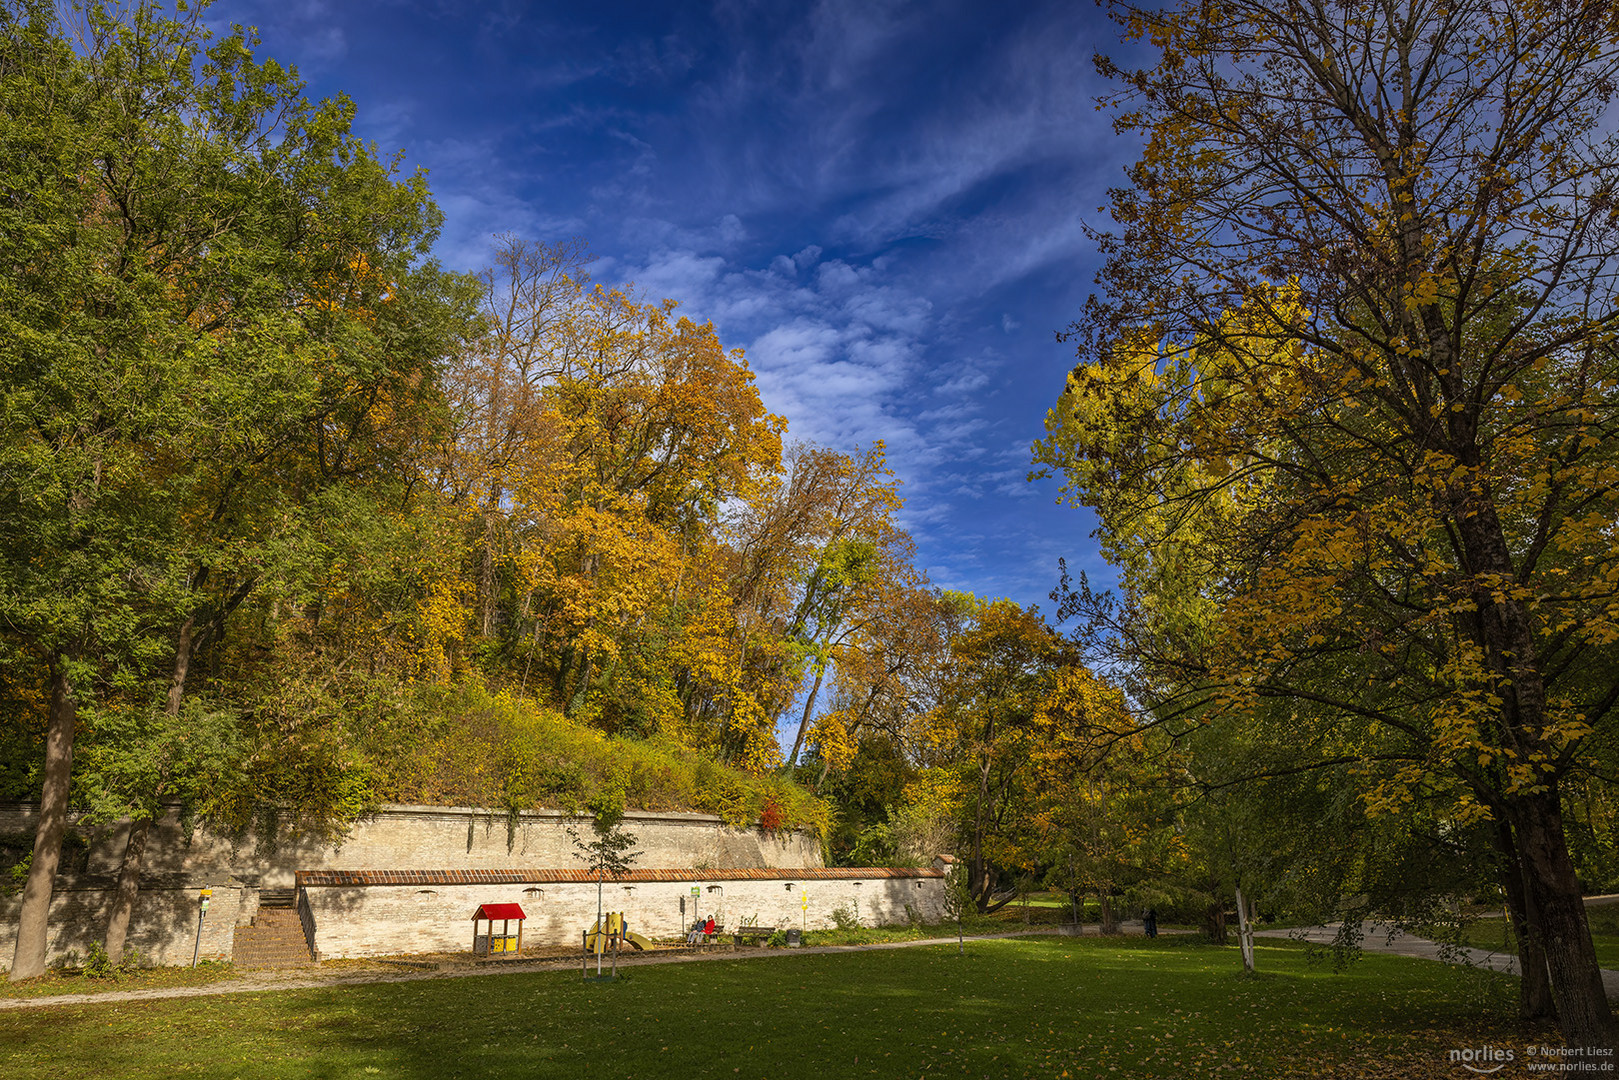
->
[0, 928, 1064, 1012]
[1254, 923, 1619, 1001]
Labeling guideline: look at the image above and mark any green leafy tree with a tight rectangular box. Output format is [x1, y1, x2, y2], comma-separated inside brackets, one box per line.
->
[939, 857, 971, 954]
[0, 0, 472, 979]
[569, 799, 642, 975]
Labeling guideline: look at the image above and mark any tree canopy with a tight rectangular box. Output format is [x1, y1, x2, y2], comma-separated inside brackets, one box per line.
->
[1035, 0, 1619, 1047]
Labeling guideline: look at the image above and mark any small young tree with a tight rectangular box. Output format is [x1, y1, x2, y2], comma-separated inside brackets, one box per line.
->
[569, 800, 641, 975]
[940, 858, 971, 955]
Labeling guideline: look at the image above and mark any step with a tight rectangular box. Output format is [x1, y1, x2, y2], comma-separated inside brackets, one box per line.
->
[233, 908, 314, 968]
[251, 909, 304, 928]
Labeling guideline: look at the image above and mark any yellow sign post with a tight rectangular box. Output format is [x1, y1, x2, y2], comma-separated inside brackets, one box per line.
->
[191, 888, 213, 967]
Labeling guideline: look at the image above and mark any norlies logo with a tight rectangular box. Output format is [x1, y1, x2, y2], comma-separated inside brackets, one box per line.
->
[1450, 1046, 1515, 1074]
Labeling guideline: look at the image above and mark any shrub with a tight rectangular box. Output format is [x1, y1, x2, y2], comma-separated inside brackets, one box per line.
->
[758, 797, 784, 833]
[83, 942, 115, 980]
[830, 903, 858, 930]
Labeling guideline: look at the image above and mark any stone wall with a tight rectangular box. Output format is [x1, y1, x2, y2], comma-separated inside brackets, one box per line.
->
[0, 802, 824, 971]
[0, 801, 821, 887]
[299, 867, 947, 959]
[0, 883, 244, 969]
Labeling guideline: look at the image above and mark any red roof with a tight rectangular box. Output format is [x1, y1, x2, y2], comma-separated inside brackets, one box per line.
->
[471, 902, 525, 921]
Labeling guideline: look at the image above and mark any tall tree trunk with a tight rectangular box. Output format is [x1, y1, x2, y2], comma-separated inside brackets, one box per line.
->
[104, 612, 198, 966]
[478, 483, 502, 638]
[10, 661, 77, 982]
[1100, 892, 1118, 935]
[566, 646, 592, 716]
[102, 819, 148, 966]
[1512, 790, 1616, 1050]
[786, 666, 825, 769]
[971, 757, 992, 912]
[1495, 818, 1557, 1021]
[1453, 494, 1614, 1047]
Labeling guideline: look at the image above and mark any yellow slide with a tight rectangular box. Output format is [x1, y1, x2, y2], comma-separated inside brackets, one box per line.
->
[585, 913, 649, 953]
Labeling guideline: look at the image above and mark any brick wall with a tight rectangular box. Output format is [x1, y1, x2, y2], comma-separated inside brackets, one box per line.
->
[302, 868, 947, 959]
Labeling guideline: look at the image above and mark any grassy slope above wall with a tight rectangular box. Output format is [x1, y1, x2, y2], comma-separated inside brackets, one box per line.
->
[362, 684, 829, 840]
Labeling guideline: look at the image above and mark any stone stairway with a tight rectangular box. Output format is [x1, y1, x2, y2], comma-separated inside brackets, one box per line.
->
[232, 892, 314, 969]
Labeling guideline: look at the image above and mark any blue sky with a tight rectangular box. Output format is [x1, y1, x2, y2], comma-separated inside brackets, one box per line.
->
[212, 0, 1144, 612]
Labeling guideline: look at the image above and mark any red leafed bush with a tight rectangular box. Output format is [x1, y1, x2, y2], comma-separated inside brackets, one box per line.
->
[759, 797, 784, 833]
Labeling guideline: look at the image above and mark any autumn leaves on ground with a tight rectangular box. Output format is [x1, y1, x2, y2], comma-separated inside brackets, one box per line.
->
[8, 0, 1619, 1074]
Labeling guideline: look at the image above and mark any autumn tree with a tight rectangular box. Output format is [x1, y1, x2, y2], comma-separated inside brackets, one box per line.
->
[803, 570, 950, 787]
[435, 235, 592, 648]
[923, 599, 1081, 912]
[1035, 708, 1179, 936]
[723, 443, 904, 766]
[1039, 0, 1619, 1045]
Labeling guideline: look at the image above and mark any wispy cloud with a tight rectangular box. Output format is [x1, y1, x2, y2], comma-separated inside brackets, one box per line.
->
[212, 0, 1130, 608]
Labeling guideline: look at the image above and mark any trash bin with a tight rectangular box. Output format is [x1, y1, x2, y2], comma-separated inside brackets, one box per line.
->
[786, 928, 802, 947]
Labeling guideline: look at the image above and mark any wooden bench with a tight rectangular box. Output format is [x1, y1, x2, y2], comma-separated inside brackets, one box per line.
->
[730, 926, 776, 945]
[656, 930, 733, 951]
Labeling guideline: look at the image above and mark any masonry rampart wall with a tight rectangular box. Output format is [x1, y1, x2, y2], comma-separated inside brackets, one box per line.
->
[0, 802, 825, 969]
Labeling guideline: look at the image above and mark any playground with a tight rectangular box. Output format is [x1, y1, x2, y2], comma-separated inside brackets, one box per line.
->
[0, 933, 1546, 1079]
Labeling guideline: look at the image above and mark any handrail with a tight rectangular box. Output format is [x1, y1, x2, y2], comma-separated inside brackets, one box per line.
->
[294, 884, 318, 961]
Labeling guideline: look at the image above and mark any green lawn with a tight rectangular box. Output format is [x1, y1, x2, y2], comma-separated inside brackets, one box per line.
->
[1585, 906, 1619, 970]
[1461, 906, 1619, 971]
[0, 936, 1543, 1079]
